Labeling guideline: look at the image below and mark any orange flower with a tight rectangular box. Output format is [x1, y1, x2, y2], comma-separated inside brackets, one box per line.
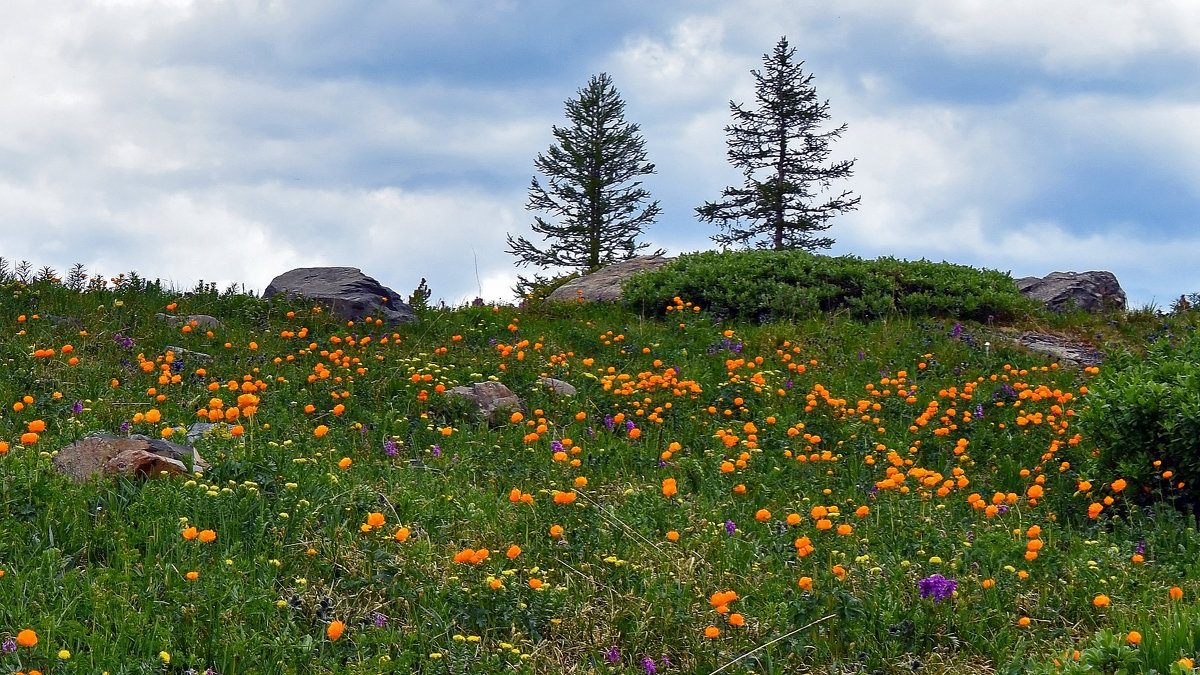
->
[755, 509, 771, 522]
[1026, 525, 1041, 539]
[815, 518, 833, 531]
[338, 457, 352, 470]
[1088, 502, 1104, 519]
[185, 570, 199, 580]
[198, 529, 216, 543]
[662, 478, 678, 498]
[314, 425, 329, 438]
[837, 524, 853, 536]
[327, 620, 345, 641]
[16, 629, 37, 647]
[797, 576, 813, 591]
[26, 420, 45, 433]
[549, 524, 564, 539]
[366, 512, 385, 528]
[1093, 594, 1110, 608]
[1026, 485, 1044, 499]
[506, 545, 521, 559]
[394, 527, 411, 542]
[1111, 478, 1127, 492]
[832, 565, 847, 579]
[20, 433, 38, 445]
[182, 527, 198, 540]
[855, 506, 870, 518]
[704, 626, 721, 638]
[510, 411, 524, 423]
[728, 613, 744, 627]
[981, 579, 995, 589]
[1126, 631, 1141, 646]
[1169, 586, 1184, 600]
[528, 578, 543, 589]
[553, 490, 577, 504]
[666, 530, 680, 541]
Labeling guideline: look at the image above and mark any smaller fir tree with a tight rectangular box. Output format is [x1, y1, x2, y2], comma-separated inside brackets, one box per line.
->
[507, 73, 660, 282]
[697, 36, 859, 251]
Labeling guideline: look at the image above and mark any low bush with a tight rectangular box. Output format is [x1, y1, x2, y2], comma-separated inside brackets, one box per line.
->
[621, 249, 1037, 323]
[1078, 328, 1200, 511]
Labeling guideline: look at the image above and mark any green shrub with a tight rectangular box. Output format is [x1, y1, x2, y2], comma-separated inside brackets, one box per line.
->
[621, 249, 1036, 322]
[1078, 329, 1200, 510]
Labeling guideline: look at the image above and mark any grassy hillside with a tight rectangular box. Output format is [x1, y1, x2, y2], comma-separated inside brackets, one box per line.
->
[0, 268, 1197, 674]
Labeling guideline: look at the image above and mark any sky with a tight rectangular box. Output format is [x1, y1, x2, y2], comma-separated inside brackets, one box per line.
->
[3, 0, 1200, 308]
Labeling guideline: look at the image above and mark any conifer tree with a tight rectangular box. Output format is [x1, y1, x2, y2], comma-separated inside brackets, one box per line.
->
[697, 37, 859, 250]
[507, 73, 660, 276]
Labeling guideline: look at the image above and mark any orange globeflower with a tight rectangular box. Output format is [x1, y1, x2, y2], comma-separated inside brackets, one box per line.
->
[728, 613, 744, 627]
[314, 425, 329, 438]
[27, 420, 45, 433]
[837, 524, 853, 536]
[755, 509, 771, 522]
[394, 527, 411, 542]
[549, 524, 564, 539]
[1169, 586, 1184, 600]
[144, 409, 162, 424]
[662, 478, 678, 498]
[1111, 479, 1127, 492]
[797, 576, 813, 591]
[185, 570, 199, 581]
[198, 529, 216, 543]
[704, 626, 721, 638]
[327, 620, 345, 641]
[182, 527, 198, 540]
[16, 629, 37, 647]
[1126, 631, 1141, 646]
[20, 433, 38, 445]
[666, 530, 680, 541]
[1093, 594, 1110, 608]
[338, 457, 352, 470]
[506, 545, 521, 559]
[528, 578, 543, 589]
[553, 490, 577, 504]
[366, 512, 386, 528]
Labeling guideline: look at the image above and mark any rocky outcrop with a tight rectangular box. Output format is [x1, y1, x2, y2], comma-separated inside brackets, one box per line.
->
[547, 255, 673, 303]
[1011, 332, 1105, 368]
[264, 267, 416, 325]
[52, 434, 209, 483]
[156, 313, 226, 331]
[446, 381, 526, 425]
[1016, 271, 1126, 313]
[538, 377, 577, 396]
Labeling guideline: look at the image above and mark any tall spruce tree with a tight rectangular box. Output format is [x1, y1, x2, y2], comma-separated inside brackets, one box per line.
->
[507, 73, 660, 278]
[697, 37, 859, 251]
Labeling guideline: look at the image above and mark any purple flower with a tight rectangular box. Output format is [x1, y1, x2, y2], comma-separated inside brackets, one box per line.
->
[996, 504, 1009, 514]
[2, 638, 16, 653]
[951, 323, 963, 339]
[858, 349, 865, 360]
[605, 646, 620, 663]
[918, 574, 957, 603]
[604, 415, 614, 431]
[785, 379, 793, 389]
[373, 612, 388, 627]
[120, 420, 131, 434]
[1136, 540, 1146, 555]
[384, 438, 398, 457]
[974, 404, 984, 419]
[551, 440, 564, 455]
[431, 445, 442, 458]
[72, 400, 84, 414]
[641, 656, 658, 674]
[725, 520, 736, 535]
[625, 419, 636, 432]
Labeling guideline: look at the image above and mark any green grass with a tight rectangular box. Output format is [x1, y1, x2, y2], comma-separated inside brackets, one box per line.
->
[0, 273, 1197, 674]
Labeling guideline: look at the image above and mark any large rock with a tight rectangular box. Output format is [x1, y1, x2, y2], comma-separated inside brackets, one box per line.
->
[156, 313, 226, 331]
[446, 381, 526, 425]
[546, 255, 673, 303]
[264, 267, 416, 325]
[52, 434, 209, 483]
[1015, 271, 1126, 312]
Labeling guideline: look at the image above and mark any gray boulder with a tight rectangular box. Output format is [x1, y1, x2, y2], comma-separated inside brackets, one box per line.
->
[547, 255, 673, 302]
[538, 377, 577, 396]
[156, 313, 226, 331]
[446, 381, 526, 425]
[265, 267, 416, 325]
[52, 434, 209, 483]
[1015, 271, 1126, 312]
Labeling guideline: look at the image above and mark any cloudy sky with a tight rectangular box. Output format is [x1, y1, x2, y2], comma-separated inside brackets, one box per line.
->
[3, 0, 1199, 307]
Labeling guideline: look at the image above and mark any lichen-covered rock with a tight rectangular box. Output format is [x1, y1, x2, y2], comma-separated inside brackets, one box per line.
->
[156, 313, 227, 331]
[52, 434, 209, 483]
[265, 267, 416, 325]
[1015, 271, 1126, 312]
[538, 377, 577, 396]
[546, 255, 673, 303]
[446, 381, 526, 425]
